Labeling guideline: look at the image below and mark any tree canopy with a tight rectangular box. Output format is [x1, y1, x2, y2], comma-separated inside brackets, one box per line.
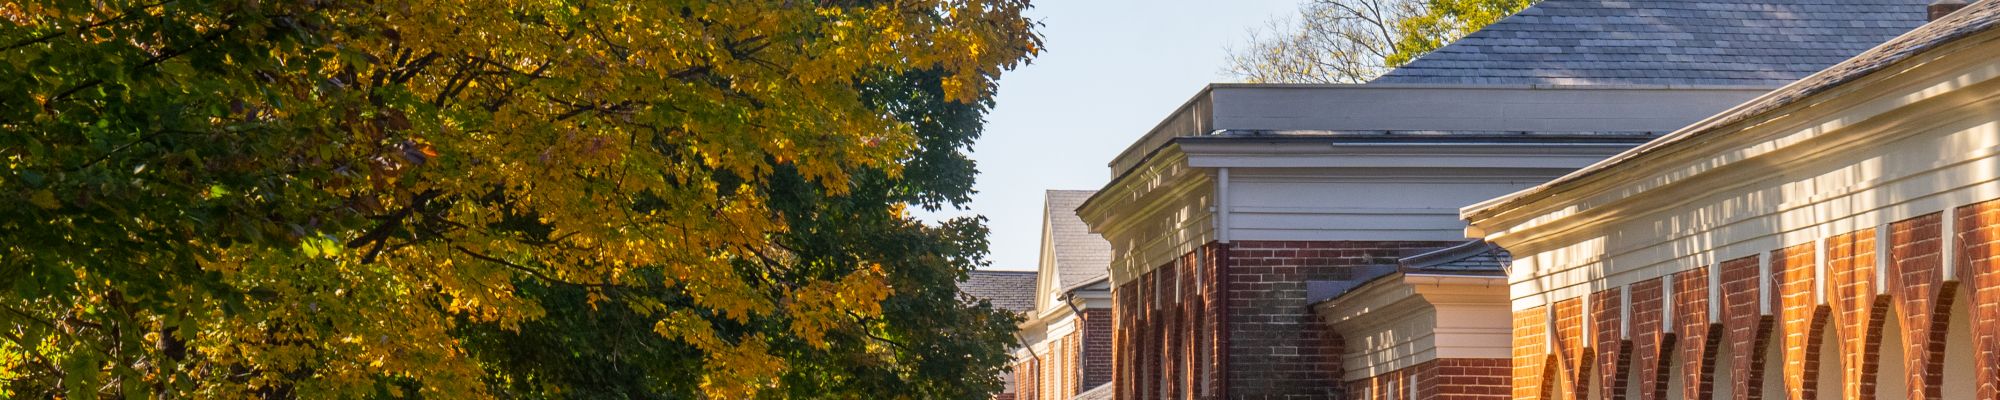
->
[1226, 0, 1536, 83]
[0, 0, 1039, 398]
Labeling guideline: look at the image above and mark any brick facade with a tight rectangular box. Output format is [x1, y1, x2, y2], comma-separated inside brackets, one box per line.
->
[1514, 306, 1552, 399]
[1011, 309, 1114, 400]
[1112, 240, 1459, 399]
[1346, 358, 1510, 400]
[1957, 199, 2000, 400]
[1589, 287, 1629, 400]
[1511, 200, 2000, 400]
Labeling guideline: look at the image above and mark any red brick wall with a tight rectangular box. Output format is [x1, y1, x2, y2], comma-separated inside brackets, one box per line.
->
[1225, 240, 1453, 399]
[1114, 243, 1214, 400]
[1432, 358, 1512, 400]
[1506, 198, 2000, 400]
[1772, 243, 1828, 400]
[1552, 298, 1589, 400]
[1079, 308, 1113, 391]
[1515, 306, 1553, 400]
[1888, 213, 1946, 400]
[1956, 199, 2000, 400]
[1017, 358, 1039, 400]
[1628, 278, 1671, 400]
[1590, 287, 1631, 400]
[1111, 240, 1453, 399]
[1345, 358, 1508, 400]
[1718, 255, 1773, 400]
[1671, 267, 1718, 400]
[1827, 228, 1885, 400]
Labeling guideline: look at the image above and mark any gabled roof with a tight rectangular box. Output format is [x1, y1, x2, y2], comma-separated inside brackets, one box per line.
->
[1375, 0, 1933, 86]
[959, 270, 1037, 315]
[1468, 0, 2000, 221]
[1042, 190, 1112, 291]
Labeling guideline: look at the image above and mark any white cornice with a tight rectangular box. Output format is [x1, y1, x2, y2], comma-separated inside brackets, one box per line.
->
[1314, 273, 1510, 379]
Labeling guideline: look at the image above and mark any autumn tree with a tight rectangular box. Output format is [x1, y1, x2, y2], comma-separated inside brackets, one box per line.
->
[0, 0, 1039, 398]
[457, 69, 1023, 399]
[1226, 0, 1536, 83]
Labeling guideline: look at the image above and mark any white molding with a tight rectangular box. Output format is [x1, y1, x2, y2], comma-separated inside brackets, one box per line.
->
[1316, 273, 1510, 381]
[1759, 253, 1773, 316]
[1620, 285, 1633, 340]
[1877, 223, 1892, 296]
[1944, 204, 1959, 281]
[1482, 33, 2000, 310]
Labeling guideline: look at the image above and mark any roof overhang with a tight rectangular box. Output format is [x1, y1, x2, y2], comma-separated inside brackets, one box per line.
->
[1463, 4, 2000, 251]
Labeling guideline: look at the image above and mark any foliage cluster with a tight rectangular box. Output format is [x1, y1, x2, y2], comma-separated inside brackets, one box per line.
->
[0, 0, 1039, 397]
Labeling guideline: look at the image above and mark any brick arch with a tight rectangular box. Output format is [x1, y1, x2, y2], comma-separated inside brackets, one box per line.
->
[1625, 278, 1673, 400]
[1671, 268, 1718, 400]
[1591, 287, 1632, 400]
[1807, 312, 1839, 400]
[1554, 297, 1591, 400]
[1770, 243, 1822, 400]
[1952, 199, 2000, 400]
[1824, 228, 1886, 400]
[1719, 255, 1775, 400]
[1642, 334, 1680, 400]
[1681, 325, 1726, 400]
[1540, 354, 1563, 400]
[1516, 306, 1553, 400]
[1887, 212, 1948, 400]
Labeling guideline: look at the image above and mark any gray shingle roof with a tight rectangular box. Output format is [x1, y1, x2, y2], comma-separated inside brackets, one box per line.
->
[1075, 383, 1114, 400]
[959, 270, 1037, 315]
[1044, 190, 1112, 291]
[1375, 0, 1933, 86]
[1399, 241, 1509, 275]
[1470, 0, 2000, 219]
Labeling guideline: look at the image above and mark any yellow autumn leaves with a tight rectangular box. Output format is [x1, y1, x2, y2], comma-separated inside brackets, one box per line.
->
[2, 0, 1038, 397]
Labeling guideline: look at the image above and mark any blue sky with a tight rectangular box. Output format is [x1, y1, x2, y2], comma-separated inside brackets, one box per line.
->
[921, 0, 1301, 271]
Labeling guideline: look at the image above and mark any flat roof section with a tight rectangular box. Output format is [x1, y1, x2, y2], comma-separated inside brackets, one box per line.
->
[1110, 84, 1773, 177]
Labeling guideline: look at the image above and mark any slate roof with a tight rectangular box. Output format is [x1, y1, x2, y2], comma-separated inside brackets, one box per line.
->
[959, 270, 1037, 315]
[1074, 383, 1114, 400]
[1305, 241, 1509, 304]
[1375, 0, 1934, 86]
[1471, 0, 2000, 218]
[1398, 241, 1510, 276]
[1044, 190, 1112, 292]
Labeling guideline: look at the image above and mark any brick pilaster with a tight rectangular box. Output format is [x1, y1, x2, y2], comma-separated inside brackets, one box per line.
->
[1888, 213, 1947, 400]
[1592, 287, 1631, 400]
[1719, 256, 1773, 400]
[1955, 200, 2000, 400]
[1827, 228, 1884, 400]
[1515, 306, 1553, 400]
[1772, 243, 1828, 400]
[1553, 298, 1590, 400]
[1629, 278, 1672, 400]
[1672, 267, 1718, 400]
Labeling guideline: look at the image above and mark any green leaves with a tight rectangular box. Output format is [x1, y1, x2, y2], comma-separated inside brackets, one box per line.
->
[2, 0, 1037, 398]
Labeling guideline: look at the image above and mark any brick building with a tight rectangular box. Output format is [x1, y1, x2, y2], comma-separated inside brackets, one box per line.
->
[1463, 3, 2000, 400]
[1012, 190, 1118, 400]
[1072, 83, 1757, 399]
[1067, 1, 1939, 399]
